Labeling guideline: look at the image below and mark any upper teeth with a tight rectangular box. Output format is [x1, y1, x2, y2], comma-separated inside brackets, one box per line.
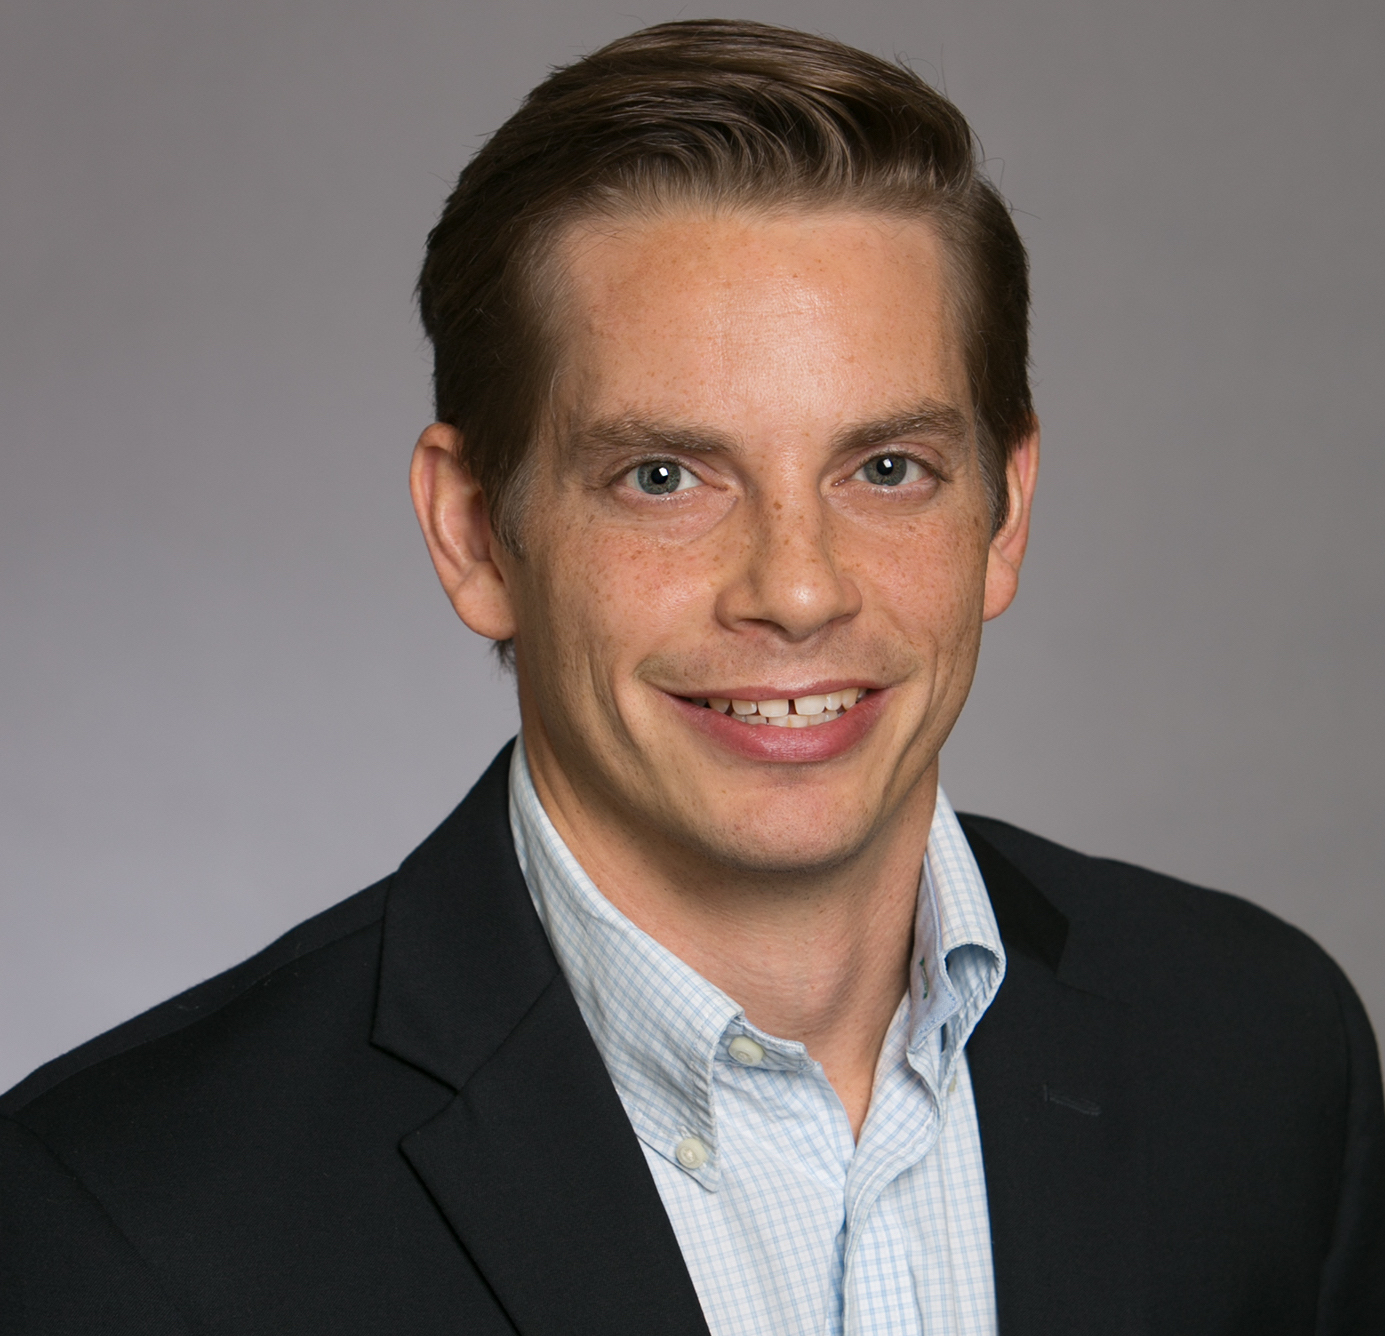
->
[702, 688, 863, 726]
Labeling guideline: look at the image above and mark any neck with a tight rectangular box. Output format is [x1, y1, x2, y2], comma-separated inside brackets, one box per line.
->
[523, 736, 935, 1138]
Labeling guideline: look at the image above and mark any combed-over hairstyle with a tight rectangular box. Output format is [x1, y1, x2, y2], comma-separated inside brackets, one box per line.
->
[418, 18, 1033, 551]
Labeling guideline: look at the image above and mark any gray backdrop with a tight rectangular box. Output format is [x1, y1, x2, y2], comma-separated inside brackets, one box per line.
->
[2, 0, 1381, 1093]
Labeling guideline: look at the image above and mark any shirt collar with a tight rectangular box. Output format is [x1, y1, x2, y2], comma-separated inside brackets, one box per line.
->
[508, 736, 739, 1187]
[508, 735, 1005, 1183]
[907, 788, 1007, 1097]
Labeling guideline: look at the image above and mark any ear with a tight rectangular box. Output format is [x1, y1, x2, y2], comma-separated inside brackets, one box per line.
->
[409, 423, 517, 642]
[982, 420, 1040, 622]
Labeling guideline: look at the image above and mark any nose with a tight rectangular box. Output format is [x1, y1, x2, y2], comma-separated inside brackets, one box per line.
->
[714, 486, 862, 643]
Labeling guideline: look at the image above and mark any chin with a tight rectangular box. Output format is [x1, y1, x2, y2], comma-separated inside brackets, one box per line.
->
[672, 810, 877, 879]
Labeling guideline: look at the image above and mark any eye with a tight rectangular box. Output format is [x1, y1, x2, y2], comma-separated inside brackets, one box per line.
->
[627, 460, 702, 495]
[853, 453, 926, 487]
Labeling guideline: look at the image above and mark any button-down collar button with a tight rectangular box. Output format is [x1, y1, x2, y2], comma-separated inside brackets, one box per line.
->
[675, 1136, 709, 1170]
[728, 1036, 766, 1066]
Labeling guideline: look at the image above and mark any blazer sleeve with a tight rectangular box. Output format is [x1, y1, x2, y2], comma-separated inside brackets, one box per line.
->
[1314, 960, 1385, 1335]
[0, 1115, 191, 1335]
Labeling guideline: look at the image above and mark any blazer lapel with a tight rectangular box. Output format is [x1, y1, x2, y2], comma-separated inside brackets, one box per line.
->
[372, 744, 709, 1336]
[961, 818, 1151, 1336]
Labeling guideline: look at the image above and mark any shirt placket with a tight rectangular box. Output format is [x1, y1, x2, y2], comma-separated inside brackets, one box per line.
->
[841, 1013, 947, 1336]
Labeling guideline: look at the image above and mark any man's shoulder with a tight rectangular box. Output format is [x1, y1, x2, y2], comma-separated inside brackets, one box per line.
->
[956, 827, 1384, 1328]
[961, 810, 1309, 932]
[959, 812, 1370, 1047]
[0, 877, 393, 1122]
[1, 744, 527, 1152]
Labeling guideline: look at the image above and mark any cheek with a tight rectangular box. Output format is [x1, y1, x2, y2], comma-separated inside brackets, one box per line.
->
[864, 515, 990, 653]
[529, 526, 717, 675]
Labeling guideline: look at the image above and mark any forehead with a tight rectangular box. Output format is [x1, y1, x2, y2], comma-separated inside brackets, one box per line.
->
[551, 207, 970, 434]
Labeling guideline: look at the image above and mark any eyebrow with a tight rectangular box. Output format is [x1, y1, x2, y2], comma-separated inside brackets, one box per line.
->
[831, 402, 972, 454]
[567, 417, 737, 461]
[566, 397, 972, 463]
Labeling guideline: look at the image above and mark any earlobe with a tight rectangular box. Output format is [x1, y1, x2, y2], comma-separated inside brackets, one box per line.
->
[409, 423, 518, 642]
[982, 422, 1040, 622]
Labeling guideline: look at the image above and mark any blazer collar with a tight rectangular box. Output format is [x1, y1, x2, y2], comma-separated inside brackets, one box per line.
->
[372, 743, 710, 1336]
[371, 742, 556, 1089]
[960, 816, 1151, 1336]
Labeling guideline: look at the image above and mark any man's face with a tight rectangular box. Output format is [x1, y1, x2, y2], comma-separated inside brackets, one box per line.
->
[488, 208, 1031, 876]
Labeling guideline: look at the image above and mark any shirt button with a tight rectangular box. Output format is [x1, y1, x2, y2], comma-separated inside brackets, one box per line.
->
[675, 1136, 709, 1170]
[728, 1036, 766, 1066]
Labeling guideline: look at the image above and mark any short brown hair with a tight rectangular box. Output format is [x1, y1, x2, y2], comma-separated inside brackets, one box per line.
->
[418, 18, 1033, 550]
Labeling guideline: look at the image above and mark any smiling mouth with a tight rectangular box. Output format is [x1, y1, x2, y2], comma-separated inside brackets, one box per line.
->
[686, 688, 869, 728]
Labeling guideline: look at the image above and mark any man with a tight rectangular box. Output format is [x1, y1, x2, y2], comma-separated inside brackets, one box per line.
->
[1, 19, 1380, 1335]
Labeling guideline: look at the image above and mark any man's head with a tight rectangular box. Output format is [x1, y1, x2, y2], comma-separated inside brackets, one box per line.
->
[411, 20, 1038, 889]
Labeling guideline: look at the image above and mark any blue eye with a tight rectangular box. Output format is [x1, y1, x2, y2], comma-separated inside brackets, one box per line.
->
[631, 461, 699, 495]
[854, 454, 923, 487]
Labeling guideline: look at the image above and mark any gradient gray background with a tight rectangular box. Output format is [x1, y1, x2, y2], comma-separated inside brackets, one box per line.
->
[3, 0, 1382, 1093]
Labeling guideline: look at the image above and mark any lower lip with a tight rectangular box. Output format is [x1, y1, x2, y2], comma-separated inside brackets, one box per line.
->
[669, 690, 885, 763]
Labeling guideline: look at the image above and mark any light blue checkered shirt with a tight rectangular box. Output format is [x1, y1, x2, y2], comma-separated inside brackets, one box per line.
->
[509, 737, 1005, 1336]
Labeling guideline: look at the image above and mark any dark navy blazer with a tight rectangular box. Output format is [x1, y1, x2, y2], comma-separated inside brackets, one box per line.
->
[3, 743, 1381, 1333]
